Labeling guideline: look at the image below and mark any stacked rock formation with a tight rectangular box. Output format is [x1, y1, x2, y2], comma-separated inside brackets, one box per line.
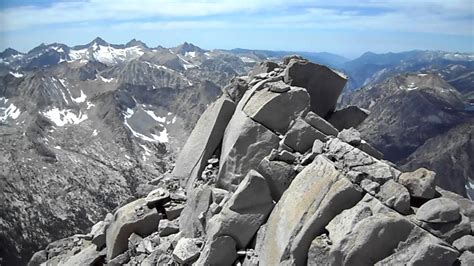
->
[30, 57, 473, 266]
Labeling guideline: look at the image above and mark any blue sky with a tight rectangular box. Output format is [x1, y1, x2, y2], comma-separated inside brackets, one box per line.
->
[0, 0, 473, 58]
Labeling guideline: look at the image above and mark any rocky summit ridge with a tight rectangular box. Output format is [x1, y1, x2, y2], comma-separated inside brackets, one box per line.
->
[29, 56, 474, 266]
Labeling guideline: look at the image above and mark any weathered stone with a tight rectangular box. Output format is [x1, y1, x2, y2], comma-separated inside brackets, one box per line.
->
[326, 138, 400, 184]
[62, 244, 106, 265]
[327, 106, 369, 131]
[459, 251, 474, 266]
[217, 110, 279, 191]
[283, 118, 327, 153]
[360, 179, 380, 195]
[304, 111, 339, 136]
[90, 220, 107, 249]
[249, 61, 279, 79]
[145, 188, 170, 208]
[164, 202, 184, 221]
[454, 235, 474, 252]
[417, 197, 461, 223]
[283, 59, 347, 117]
[196, 235, 237, 265]
[260, 156, 362, 265]
[436, 187, 474, 221]
[417, 214, 471, 243]
[376, 179, 411, 214]
[172, 238, 202, 265]
[242, 86, 310, 134]
[106, 199, 160, 260]
[269, 149, 297, 164]
[312, 139, 325, 155]
[398, 168, 437, 199]
[267, 80, 290, 93]
[257, 157, 297, 201]
[107, 251, 130, 265]
[338, 127, 361, 146]
[283, 55, 305, 65]
[358, 140, 384, 160]
[327, 195, 458, 266]
[28, 250, 47, 266]
[224, 77, 249, 103]
[179, 185, 212, 238]
[207, 170, 274, 249]
[158, 219, 179, 237]
[307, 234, 332, 266]
[173, 95, 236, 189]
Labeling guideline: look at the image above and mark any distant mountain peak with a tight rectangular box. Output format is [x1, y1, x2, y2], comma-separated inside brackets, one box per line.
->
[174, 42, 205, 54]
[125, 39, 148, 48]
[0, 48, 22, 58]
[91, 37, 109, 46]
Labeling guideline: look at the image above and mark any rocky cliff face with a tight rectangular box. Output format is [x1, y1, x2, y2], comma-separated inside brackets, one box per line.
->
[31, 57, 474, 266]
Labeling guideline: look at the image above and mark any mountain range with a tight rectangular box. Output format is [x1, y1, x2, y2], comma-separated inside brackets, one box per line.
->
[0, 37, 473, 265]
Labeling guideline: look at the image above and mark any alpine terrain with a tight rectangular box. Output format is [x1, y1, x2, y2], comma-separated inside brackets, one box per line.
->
[24, 56, 474, 266]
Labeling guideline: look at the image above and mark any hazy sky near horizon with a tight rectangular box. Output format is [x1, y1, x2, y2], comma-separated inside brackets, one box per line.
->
[0, 0, 473, 58]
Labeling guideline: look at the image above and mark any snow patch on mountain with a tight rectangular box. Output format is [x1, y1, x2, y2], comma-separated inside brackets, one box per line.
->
[71, 90, 87, 103]
[9, 72, 23, 78]
[0, 101, 21, 122]
[144, 109, 166, 123]
[42, 108, 88, 126]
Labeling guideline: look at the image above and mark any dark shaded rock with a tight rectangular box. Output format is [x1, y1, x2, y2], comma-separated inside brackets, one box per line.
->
[327, 105, 369, 131]
[283, 59, 347, 117]
[257, 157, 297, 201]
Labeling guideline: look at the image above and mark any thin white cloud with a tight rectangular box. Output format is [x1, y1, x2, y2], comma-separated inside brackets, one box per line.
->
[0, 0, 472, 37]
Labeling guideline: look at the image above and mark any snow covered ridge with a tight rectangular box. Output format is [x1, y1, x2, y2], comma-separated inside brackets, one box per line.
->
[0, 97, 21, 122]
[67, 43, 144, 65]
[42, 108, 88, 127]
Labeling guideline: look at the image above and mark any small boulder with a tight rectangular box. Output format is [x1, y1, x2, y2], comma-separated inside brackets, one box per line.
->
[106, 199, 161, 260]
[172, 238, 202, 265]
[283, 118, 327, 153]
[249, 61, 279, 79]
[158, 219, 179, 237]
[196, 235, 237, 265]
[327, 106, 369, 131]
[257, 157, 297, 201]
[338, 128, 361, 146]
[267, 80, 290, 93]
[376, 179, 411, 214]
[145, 188, 170, 208]
[398, 168, 436, 199]
[459, 251, 474, 266]
[304, 112, 338, 136]
[453, 235, 474, 252]
[417, 197, 461, 223]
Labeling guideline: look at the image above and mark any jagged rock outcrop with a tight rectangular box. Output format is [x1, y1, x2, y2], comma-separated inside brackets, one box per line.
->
[32, 57, 473, 266]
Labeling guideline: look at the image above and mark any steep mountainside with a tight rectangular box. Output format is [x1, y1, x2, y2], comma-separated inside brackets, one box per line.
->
[31, 56, 474, 266]
[340, 73, 474, 198]
[0, 38, 254, 265]
[401, 120, 474, 199]
[342, 50, 474, 97]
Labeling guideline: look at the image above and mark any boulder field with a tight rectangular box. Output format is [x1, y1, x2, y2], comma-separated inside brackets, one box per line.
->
[29, 57, 473, 265]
